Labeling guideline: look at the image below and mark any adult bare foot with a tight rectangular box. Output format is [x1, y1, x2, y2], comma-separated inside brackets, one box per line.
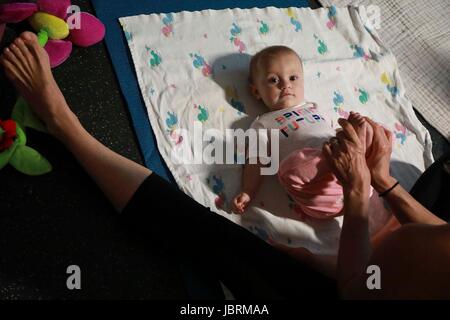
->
[0, 31, 76, 137]
[347, 111, 374, 157]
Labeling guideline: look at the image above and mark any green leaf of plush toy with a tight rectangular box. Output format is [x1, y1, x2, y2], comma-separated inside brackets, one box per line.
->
[15, 123, 27, 146]
[0, 142, 18, 170]
[0, 124, 25, 169]
[37, 29, 49, 47]
[9, 145, 52, 176]
[11, 97, 25, 126]
[12, 97, 47, 133]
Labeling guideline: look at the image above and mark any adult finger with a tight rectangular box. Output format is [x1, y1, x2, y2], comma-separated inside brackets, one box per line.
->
[337, 118, 360, 145]
[365, 117, 388, 143]
[364, 117, 384, 136]
[336, 130, 346, 142]
[384, 127, 393, 145]
[364, 117, 379, 130]
[335, 130, 349, 152]
[323, 142, 339, 168]
[329, 137, 341, 155]
[323, 142, 333, 160]
[365, 117, 389, 139]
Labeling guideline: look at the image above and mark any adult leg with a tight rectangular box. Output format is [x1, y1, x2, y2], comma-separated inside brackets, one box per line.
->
[120, 173, 337, 299]
[410, 151, 450, 221]
[0, 31, 336, 299]
[0, 31, 151, 212]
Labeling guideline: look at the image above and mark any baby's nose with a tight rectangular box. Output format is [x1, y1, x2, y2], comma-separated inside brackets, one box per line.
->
[279, 80, 292, 89]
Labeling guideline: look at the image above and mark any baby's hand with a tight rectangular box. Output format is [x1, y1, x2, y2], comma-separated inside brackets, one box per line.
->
[232, 192, 252, 214]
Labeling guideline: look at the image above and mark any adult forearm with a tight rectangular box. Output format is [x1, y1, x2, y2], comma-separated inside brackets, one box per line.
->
[337, 190, 371, 297]
[52, 111, 152, 212]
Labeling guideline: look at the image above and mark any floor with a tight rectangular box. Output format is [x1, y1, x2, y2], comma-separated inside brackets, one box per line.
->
[0, 0, 448, 299]
[0, 0, 187, 299]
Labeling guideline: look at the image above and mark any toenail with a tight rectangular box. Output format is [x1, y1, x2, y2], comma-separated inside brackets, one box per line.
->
[22, 32, 35, 40]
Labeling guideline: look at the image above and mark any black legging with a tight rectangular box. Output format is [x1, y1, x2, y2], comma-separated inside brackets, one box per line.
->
[120, 173, 337, 299]
[119, 151, 449, 299]
[410, 151, 450, 221]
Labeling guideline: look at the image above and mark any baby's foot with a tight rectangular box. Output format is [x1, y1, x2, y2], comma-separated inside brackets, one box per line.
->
[347, 111, 373, 157]
[0, 31, 73, 136]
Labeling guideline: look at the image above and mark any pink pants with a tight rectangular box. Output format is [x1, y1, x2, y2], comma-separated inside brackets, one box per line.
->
[278, 148, 373, 219]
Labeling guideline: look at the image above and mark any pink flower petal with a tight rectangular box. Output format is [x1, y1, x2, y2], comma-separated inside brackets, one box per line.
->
[0, 3, 38, 23]
[68, 12, 105, 47]
[37, 0, 71, 20]
[44, 39, 72, 68]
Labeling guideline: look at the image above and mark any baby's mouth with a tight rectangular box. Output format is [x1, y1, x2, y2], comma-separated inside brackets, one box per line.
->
[280, 92, 294, 98]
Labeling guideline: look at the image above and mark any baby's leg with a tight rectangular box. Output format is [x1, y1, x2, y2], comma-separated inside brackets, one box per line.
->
[347, 112, 374, 157]
[278, 148, 344, 219]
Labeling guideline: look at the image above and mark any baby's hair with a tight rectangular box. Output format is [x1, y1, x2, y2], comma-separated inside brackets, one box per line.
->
[248, 45, 302, 84]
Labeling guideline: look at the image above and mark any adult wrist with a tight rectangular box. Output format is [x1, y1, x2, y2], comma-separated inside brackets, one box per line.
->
[373, 175, 397, 194]
[378, 180, 399, 197]
[343, 178, 371, 196]
[344, 186, 371, 201]
[343, 188, 370, 218]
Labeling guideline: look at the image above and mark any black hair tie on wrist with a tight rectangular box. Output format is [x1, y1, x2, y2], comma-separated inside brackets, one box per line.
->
[378, 181, 399, 197]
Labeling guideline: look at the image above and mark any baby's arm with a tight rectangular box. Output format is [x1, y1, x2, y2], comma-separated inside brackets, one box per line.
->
[232, 162, 264, 214]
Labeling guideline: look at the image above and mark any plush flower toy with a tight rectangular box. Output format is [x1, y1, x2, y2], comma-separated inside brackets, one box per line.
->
[0, 105, 51, 176]
[0, 1, 105, 175]
[0, 0, 105, 67]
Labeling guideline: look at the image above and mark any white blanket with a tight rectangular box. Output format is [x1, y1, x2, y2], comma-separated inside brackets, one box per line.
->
[120, 6, 433, 255]
[318, 0, 450, 141]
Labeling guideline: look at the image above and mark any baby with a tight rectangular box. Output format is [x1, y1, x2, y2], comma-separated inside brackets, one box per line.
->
[232, 45, 373, 217]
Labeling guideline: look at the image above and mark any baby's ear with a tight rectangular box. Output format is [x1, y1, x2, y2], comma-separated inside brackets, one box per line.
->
[250, 84, 261, 99]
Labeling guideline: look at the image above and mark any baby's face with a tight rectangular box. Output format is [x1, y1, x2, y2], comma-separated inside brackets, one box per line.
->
[251, 53, 305, 111]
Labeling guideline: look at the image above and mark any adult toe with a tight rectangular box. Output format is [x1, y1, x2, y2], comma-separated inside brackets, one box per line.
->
[22, 31, 50, 64]
[2, 47, 17, 63]
[1, 56, 22, 82]
[22, 31, 43, 53]
[20, 31, 38, 42]
[13, 38, 32, 61]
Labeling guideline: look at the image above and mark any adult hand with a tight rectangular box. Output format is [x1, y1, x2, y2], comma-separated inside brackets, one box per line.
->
[322, 118, 371, 197]
[364, 117, 396, 193]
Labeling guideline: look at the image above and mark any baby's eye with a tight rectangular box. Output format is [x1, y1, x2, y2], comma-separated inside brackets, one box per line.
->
[290, 75, 299, 81]
[268, 77, 279, 84]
